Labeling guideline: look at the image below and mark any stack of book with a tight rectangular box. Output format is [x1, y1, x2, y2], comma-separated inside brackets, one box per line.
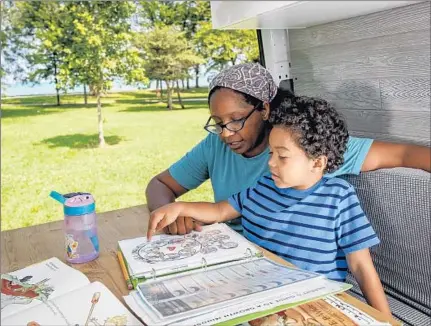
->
[117, 223, 352, 325]
[1, 224, 391, 326]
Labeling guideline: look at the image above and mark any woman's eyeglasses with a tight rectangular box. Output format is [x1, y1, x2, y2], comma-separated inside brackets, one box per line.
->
[204, 104, 261, 135]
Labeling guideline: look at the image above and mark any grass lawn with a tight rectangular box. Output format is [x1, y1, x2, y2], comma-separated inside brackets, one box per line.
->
[1, 88, 214, 230]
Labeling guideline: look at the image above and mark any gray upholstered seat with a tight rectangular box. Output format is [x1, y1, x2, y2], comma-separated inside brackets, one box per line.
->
[342, 168, 431, 326]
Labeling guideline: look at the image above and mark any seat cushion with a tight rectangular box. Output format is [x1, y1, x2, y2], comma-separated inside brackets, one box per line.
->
[346, 274, 431, 326]
[341, 168, 431, 323]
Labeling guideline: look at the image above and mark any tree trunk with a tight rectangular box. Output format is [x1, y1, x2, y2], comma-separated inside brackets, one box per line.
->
[55, 87, 60, 106]
[97, 92, 106, 148]
[165, 80, 173, 110]
[53, 58, 60, 106]
[155, 80, 161, 100]
[186, 78, 190, 89]
[160, 80, 163, 98]
[181, 79, 185, 90]
[194, 64, 200, 88]
[83, 84, 88, 105]
[90, 85, 97, 96]
[176, 80, 185, 109]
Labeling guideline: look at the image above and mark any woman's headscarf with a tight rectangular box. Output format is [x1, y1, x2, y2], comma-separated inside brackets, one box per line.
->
[209, 63, 278, 103]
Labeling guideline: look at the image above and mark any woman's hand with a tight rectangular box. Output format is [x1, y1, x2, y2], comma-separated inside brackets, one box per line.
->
[165, 216, 203, 235]
[147, 203, 184, 240]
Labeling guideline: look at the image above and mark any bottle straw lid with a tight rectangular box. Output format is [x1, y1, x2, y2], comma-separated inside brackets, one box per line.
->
[50, 191, 66, 204]
[50, 191, 96, 216]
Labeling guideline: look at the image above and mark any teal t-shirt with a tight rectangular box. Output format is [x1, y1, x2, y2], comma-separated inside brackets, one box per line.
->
[169, 134, 373, 203]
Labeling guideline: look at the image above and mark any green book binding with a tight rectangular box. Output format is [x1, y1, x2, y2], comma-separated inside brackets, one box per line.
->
[214, 283, 352, 326]
[118, 246, 264, 289]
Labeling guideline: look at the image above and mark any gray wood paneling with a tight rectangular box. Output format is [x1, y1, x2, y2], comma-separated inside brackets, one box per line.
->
[289, 2, 430, 50]
[294, 80, 381, 111]
[295, 78, 431, 113]
[339, 109, 430, 139]
[380, 78, 430, 112]
[291, 29, 430, 82]
[288, 2, 430, 145]
[350, 131, 430, 147]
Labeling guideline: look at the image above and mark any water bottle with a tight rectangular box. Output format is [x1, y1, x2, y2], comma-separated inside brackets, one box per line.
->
[50, 191, 100, 264]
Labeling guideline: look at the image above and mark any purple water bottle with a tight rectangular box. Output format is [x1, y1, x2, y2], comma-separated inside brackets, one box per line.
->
[50, 191, 100, 263]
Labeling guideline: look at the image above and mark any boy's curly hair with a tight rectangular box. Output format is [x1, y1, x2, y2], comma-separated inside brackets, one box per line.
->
[268, 95, 349, 173]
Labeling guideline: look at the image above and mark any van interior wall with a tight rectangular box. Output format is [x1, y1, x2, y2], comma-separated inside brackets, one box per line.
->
[287, 1, 430, 146]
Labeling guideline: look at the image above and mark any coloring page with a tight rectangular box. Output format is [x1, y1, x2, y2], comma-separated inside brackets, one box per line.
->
[119, 223, 260, 277]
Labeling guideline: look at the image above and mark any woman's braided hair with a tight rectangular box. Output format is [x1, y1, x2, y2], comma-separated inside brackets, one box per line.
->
[268, 95, 349, 173]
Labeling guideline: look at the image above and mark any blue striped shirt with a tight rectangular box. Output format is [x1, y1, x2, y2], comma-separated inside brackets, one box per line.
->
[228, 175, 380, 281]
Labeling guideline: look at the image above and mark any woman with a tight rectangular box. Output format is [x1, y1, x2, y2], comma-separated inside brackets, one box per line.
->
[146, 63, 431, 235]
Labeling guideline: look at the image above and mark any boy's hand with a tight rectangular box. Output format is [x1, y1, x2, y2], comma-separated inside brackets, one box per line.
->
[147, 203, 183, 240]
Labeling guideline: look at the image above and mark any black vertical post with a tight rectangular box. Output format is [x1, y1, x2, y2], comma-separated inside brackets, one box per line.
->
[256, 30, 266, 67]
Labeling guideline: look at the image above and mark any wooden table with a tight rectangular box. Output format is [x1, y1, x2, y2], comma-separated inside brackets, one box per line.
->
[1, 205, 399, 325]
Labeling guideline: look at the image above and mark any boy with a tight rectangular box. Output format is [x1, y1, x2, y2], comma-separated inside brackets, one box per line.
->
[147, 95, 391, 317]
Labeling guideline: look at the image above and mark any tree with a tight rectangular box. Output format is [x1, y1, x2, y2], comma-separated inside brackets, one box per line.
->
[138, 1, 258, 87]
[175, 1, 211, 88]
[10, 1, 69, 106]
[137, 0, 177, 28]
[59, 1, 147, 147]
[195, 22, 259, 71]
[1, 1, 13, 92]
[135, 26, 203, 110]
[137, 1, 211, 89]
[1, 1, 33, 94]
[26, 40, 65, 106]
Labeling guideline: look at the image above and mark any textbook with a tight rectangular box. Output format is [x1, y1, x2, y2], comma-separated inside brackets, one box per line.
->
[1, 257, 143, 326]
[117, 223, 263, 287]
[118, 223, 352, 325]
[123, 257, 352, 326]
[243, 295, 391, 326]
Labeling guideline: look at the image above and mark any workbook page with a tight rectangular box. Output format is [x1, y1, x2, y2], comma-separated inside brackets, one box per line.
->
[1, 257, 89, 320]
[2, 281, 143, 326]
[136, 258, 323, 324]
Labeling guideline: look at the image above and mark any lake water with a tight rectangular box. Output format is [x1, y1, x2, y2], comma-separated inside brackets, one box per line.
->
[2, 76, 213, 97]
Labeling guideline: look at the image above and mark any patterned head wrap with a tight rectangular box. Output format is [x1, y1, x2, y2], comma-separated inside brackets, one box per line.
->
[209, 63, 278, 103]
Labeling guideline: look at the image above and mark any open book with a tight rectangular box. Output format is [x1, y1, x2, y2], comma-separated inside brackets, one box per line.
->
[123, 257, 352, 325]
[243, 295, 391, 326]
[118, 223, 355, 325]
[1, 257, 143, 325]
[118, 223, 262, 286]
[124, 258, 351, 326]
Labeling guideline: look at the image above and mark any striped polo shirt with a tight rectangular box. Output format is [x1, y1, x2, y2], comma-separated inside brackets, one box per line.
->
[228, 174, 380, 281]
